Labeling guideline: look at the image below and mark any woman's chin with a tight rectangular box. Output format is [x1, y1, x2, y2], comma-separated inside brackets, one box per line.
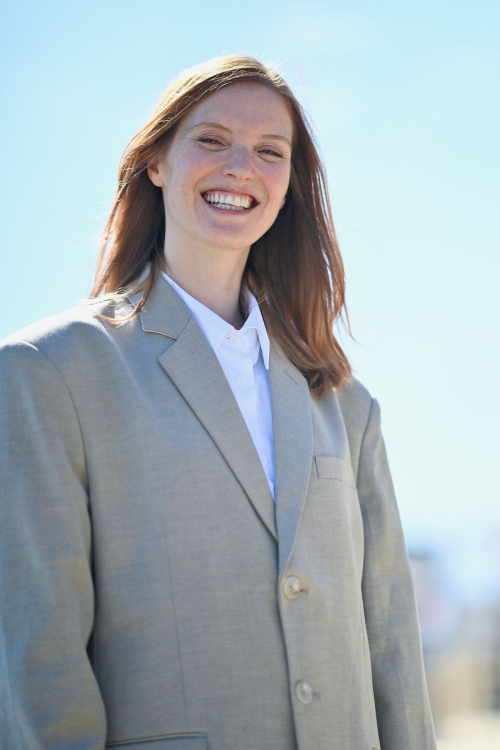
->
[196, 224, 260, 251]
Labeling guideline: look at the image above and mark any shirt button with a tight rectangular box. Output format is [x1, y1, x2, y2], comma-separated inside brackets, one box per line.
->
[228, 335, 240, 346]
[283, 576, 301, 600]
[295, 680, 313, 704]
[236, 376, 245, 386]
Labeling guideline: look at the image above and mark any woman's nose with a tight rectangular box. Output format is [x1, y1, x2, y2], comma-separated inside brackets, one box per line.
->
[221, 145, 255, 180]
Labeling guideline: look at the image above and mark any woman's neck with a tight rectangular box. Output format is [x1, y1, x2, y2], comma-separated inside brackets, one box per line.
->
[162, 249, 249, 329]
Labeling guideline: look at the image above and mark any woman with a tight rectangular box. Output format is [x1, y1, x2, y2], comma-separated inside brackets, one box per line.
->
[0, 55, 437, 750]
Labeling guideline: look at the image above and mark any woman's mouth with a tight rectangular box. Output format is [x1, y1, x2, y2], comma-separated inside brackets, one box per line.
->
[201, 190, 257, 212]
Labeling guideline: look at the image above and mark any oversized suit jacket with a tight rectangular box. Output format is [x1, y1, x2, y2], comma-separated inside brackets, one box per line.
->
[0, 272, 437, 750]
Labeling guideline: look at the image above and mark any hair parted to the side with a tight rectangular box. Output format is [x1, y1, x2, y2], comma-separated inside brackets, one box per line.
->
[91, 53, 353, 398]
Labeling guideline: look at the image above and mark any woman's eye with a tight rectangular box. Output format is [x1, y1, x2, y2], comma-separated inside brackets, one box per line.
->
[197, 138, 283, 159]
[261, 149, 283, 158]
[199, 137, 223, 146]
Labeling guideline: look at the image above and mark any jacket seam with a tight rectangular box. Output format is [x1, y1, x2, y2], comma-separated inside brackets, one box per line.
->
[360, 609, 379, 745]
[358, 395, 413, 750]
[106, 731, 208, 746]
[356, 395, 375, 488]
[161, 511, 190, 727]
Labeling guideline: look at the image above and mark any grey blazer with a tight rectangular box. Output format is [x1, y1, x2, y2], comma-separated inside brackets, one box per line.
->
[0, 272, 437, 750]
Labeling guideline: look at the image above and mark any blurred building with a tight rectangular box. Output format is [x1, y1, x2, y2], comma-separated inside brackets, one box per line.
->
[409, 549, 500, 745]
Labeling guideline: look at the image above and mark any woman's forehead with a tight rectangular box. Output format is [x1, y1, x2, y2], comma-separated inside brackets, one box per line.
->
[182, 82, 293, 141]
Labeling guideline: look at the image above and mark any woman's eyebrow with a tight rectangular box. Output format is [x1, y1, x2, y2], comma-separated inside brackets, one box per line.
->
[188, 121, 291, 147]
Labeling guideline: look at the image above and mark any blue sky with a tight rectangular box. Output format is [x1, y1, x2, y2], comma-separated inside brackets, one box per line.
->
[2, 0, 499, 603]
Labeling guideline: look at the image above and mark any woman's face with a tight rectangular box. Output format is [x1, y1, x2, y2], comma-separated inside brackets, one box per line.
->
[147, 81, 293, 256]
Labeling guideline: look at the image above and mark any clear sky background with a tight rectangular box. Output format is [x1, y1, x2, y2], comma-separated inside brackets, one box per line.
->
[2, 0, 499, 605]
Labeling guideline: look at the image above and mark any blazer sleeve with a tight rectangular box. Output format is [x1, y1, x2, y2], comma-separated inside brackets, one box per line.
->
[357, 396, 437, 750]
[0, 340, 107, 750]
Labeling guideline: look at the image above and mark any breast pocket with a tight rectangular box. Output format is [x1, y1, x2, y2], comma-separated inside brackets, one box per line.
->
[314, 456, 356, 488]
[106, 733, 208, 749]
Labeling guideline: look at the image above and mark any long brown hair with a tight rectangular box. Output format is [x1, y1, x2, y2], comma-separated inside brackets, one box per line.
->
[91, 54, 352, 397]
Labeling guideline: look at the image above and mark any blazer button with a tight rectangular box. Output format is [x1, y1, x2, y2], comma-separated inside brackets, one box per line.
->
[295, 680, 313, 704]
[283, 575, 301, 599]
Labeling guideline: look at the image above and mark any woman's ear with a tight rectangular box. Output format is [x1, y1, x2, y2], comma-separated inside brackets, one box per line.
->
[146, 157, 164, 188]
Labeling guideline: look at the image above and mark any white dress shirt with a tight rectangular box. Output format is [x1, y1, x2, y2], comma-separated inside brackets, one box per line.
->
[161, 271, 275, 502]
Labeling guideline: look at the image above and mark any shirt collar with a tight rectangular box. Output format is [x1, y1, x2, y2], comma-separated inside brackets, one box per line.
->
[243, 289, 270, 370]
[161, 271, 270, 370]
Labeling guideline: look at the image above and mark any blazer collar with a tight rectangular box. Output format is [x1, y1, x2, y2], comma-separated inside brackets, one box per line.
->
[127, 268, 313, 574]
[161, 271, 270, 370]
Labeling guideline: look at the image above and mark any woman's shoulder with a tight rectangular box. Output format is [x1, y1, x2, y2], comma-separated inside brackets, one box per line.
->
[334, 374, 377, 438]
[336, 374, 374, 410]
[0, 296, 136, 369]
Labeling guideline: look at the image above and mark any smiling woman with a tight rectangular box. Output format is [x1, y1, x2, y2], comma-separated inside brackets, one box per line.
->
[90, 56, 351, 392]
[0, 55, 437, 750]
[144, 82, 293, 325]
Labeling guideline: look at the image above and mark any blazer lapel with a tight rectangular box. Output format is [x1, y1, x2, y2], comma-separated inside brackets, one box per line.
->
[268, 343, 313, 575]
[128, 274, 278, 542]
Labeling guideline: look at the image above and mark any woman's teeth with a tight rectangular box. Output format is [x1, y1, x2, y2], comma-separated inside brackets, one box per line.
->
[202, 192, 253, 210]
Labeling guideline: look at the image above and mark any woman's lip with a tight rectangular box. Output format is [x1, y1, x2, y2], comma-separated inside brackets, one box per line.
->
[200, 194, 258, 213]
